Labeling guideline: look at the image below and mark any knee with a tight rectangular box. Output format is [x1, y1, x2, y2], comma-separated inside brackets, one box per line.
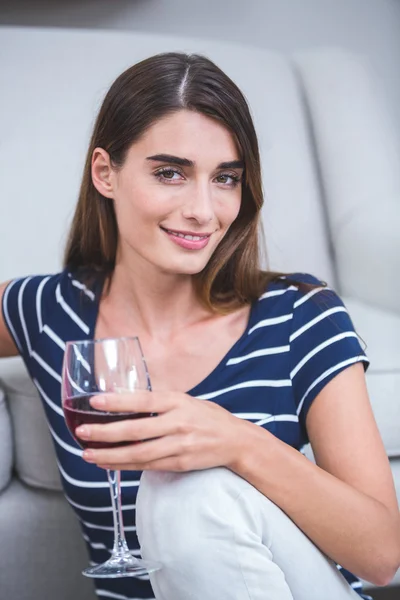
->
[135, 467, 263, 555]
[137, 467, 250, 520]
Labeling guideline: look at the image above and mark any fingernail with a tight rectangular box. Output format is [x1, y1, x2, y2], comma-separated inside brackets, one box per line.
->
[83, 450, 95, 461]
[91, 396, 106, 407]
[76, 426, 90, 438]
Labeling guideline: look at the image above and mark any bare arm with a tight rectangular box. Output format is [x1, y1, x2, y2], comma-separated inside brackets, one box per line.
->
[0, 281, 20, 358]
[231, 363, 400, 586]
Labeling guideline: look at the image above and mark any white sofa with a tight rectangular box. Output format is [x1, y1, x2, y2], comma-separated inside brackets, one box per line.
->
[0, 26, 399, 599]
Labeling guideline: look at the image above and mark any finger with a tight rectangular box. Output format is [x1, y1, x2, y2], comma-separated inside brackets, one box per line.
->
[82, 434, 182, 466]
[75, 412, 178, 444]
[89, 390, 174, 414]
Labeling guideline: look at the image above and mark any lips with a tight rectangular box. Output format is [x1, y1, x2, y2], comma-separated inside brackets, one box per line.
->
[160, 227, 211, 240]
[160, 226, 211, 250]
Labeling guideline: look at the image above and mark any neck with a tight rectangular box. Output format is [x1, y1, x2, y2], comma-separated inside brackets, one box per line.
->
[104, 259, 208, 341]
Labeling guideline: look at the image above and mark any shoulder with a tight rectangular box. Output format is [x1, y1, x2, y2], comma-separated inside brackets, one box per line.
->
[2, 269, 99, 356]
[281, 273, 368, 369]
[258, 271, 330, 310]
[265, 271, 328, 292]
[256, 271, 352, 336]
[3, 270, 73, 311]
[2, 271, 63, 312]
[1, 271, 68, 357]
[3, 269, 98, 305]
[2, 268, 97, 333]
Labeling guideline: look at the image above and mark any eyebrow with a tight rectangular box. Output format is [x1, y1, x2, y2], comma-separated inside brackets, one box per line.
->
[146, 154, 245, 170]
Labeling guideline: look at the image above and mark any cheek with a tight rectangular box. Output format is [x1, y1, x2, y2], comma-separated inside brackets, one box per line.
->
[220, 196, 242, 227]
[114, 184, 165, 231]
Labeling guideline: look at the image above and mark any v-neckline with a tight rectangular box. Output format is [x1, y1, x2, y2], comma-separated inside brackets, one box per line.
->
[85, 274, 257, 397]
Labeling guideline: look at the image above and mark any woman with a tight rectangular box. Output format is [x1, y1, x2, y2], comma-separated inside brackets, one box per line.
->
[1, 52, 399, 600]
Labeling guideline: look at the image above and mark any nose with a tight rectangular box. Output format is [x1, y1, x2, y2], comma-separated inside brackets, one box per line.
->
[181, 182, 214, 226]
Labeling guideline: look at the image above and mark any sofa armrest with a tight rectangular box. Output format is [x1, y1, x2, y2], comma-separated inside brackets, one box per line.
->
[0, 357, 63, 491]
[337, 206, 400, 316]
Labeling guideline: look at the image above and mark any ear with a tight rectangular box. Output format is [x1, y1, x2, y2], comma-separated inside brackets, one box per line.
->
[91, 148, 115, 199]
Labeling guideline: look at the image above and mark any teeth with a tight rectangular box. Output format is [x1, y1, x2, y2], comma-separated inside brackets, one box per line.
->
[166, 229, 207, 241]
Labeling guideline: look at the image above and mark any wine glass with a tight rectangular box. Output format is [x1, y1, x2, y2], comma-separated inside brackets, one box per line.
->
[61, 336, 163, 578]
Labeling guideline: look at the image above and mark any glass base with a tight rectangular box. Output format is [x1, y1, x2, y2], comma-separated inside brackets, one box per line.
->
[83, 554, 163, 579]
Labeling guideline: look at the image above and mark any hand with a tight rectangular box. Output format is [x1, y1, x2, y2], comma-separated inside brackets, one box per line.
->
[77, 390, 248, 472]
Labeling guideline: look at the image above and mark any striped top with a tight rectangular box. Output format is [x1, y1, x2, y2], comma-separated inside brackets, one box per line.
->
[2, 269, 372, 600]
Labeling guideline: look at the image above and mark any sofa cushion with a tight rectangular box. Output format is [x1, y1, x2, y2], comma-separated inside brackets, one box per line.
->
[0, 357, 63, 491]
[0, 478, 96, 600]
[0, 388, 13, 493]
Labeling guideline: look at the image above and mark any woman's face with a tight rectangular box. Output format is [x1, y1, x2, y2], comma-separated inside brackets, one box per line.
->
[92, 110, 244, 277]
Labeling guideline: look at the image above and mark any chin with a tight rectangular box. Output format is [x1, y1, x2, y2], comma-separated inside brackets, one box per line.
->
[160, 257, 211, 277]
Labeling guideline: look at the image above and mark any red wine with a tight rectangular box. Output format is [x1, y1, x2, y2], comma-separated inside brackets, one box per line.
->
[64, 394, 152, 449]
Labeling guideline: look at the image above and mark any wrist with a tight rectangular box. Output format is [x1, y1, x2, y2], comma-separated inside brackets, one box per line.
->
[228, 418, 274, 476]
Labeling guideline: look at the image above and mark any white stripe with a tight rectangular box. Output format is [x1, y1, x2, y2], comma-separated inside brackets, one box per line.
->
[248, 313, 292, 335]
[290, 332, 359, 379]
[2, 280, 23, 351]
[32, 350, 62, 382]
[56, 283, 90, 334]
[66, 364, 86, 393]
[297, 356, 370, 415]
[227, 345, 289, 365]
[15, 281, 64, 383]
[82, 519, 136, 532]
[66, 495, 136, 513]
[57, 460, 140, 489]
[258, 285, 298, 300]
[82, 533, 112, 552]
[18, 276, 33, 354]
[47, 421, 83, 456]
[73, 344, 92, 373]
[350, 581, 362, 589]
[43, 324, 66, 350]
[33, 378, 64, 416]
[233, 412, 272, 420]
[96, 590, 154, 600]
[197, 379, 291, 400]
[255, 414, 299, 427]
[293, 286, 331, 309]
[290, 306, 348, 342]
[68, 275, 95, 301]
[36, 275, 51, 332]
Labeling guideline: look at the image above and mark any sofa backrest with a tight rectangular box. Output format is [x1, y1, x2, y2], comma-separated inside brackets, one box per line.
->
[0, 27, 335, 285]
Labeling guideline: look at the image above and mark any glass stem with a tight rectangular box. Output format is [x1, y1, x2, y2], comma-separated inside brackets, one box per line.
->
[107, 469, 130, 557]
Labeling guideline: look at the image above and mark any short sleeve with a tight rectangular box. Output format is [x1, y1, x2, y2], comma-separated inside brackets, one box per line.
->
[1, 275, 53, 365]
[289, 273, 370, 434]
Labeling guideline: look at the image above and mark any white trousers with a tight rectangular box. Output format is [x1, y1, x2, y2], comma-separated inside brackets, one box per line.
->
[135, 466, 363, 600]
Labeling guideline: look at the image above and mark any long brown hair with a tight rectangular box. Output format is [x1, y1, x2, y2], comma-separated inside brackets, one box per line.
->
[64, 52, 321, 313]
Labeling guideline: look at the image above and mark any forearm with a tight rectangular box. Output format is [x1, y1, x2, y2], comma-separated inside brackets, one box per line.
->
[229, 420, 400, 586]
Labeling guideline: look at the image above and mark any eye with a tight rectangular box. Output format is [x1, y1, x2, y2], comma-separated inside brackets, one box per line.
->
[216, 173, 242, 187]
[154, 167, 183, 183]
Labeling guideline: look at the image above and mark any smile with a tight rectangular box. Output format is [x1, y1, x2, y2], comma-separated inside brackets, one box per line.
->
[160, 227, 212, 250]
